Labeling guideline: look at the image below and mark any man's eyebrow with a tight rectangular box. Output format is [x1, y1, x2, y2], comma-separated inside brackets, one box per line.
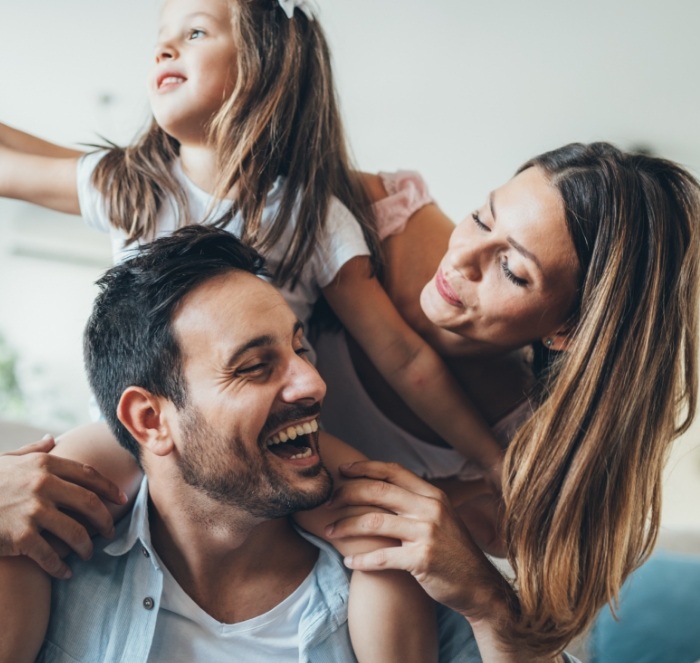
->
[489, 191, 543, 271]
[226, 320, 305, 367]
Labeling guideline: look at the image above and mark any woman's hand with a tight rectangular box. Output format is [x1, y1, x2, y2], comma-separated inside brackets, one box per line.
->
[325, 460, 513, 620]
[0, 436, 127, 579]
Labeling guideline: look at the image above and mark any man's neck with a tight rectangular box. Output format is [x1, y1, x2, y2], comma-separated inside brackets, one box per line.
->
[146, 474, 319, 624]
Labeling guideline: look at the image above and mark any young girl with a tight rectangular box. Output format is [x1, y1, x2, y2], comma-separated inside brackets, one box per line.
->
[0, 0, 507, 660]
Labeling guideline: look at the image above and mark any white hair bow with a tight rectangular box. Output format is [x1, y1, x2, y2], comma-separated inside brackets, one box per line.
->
[277, 0, 317, 21]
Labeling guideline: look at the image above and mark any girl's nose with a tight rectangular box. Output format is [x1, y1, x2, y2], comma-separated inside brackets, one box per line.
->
[155, 42, 177, 63]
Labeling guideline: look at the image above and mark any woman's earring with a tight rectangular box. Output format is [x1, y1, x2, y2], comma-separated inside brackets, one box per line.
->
[544, 338, 554, 348]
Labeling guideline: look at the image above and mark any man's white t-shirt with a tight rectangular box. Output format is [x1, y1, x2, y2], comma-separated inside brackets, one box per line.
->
[148, 552, 318, 662]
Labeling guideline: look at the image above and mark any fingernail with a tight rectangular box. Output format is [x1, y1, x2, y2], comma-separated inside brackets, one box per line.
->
[324, 524, 335, 536]
[338, 463, 352, 471]
[118, 490, 128, 504]
[61, 568, 72, 580]
[42, 433, 53, 441]
[343, 555, 353, 567]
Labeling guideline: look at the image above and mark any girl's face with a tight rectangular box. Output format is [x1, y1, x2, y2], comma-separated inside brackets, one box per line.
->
[149, 0, 236, 144]
[421, 166, 580, 351]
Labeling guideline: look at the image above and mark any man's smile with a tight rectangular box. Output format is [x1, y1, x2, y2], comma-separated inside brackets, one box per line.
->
[266, 418, 320, 462]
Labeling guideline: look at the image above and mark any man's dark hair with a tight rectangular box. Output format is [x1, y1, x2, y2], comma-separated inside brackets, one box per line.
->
[84, 226, 266, 462]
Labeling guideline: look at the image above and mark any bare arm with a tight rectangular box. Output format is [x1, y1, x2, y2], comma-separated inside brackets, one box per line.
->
[0, 121, 85, 158]
[294, 434, 438, 663]
[0, 424, 140, 577]
[326, 461, 569, 663]
[0, 429, 139, 663]
[322, 258, 503, 488]
[0, 121, 83, 213]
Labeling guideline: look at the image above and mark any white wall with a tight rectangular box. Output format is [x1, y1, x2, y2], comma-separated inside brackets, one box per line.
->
[1, 0, 698, 524]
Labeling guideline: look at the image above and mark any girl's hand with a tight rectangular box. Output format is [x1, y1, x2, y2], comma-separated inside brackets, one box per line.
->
[0, 436, 127, 579]
[325, 460, 513, 621]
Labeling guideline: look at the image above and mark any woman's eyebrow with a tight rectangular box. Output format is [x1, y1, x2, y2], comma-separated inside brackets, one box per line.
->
[489, 191, 543, 271]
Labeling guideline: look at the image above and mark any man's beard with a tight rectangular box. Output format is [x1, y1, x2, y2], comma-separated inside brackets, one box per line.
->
[176, 403, 332, 519]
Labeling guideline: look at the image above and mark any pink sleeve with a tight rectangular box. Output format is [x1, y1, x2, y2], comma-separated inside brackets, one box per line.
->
[372, 171, 434, 241]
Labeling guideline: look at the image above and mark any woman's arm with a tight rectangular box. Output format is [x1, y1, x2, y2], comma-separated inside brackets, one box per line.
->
[0, 423, 141, 577]
[0, 122, 83, 213]
[325, 461, 569, 663]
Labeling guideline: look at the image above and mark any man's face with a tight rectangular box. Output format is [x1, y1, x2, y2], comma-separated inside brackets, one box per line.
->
[169, 270, 331, 519]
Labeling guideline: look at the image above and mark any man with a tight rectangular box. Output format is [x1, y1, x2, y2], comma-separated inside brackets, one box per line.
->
[33, 226, 476, 662]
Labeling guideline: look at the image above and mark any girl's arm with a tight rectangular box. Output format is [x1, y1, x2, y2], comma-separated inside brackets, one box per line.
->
[0, 121, 83, 213]
[0, 122, 85, 158]
[294, 433, 438, 663]
[322, 258, 504, 489]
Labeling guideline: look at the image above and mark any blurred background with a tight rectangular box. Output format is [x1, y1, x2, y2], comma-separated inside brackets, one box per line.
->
[0, 0, 698, 531]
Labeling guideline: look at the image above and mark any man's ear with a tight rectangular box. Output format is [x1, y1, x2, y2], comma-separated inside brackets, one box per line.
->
[117, 387, 174, 457]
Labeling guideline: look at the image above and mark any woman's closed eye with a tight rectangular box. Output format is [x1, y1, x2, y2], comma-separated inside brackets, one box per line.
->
[472, 211, 490, 232]
[501, 258, 528, 287]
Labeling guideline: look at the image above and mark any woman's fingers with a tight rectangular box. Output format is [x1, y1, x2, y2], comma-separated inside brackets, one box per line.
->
[338, 461, 448, 502]
[42, 454, 128, 507]
[12, 528, 74, 580]
[37, 470, 117, 541]
[327, 510, 420, 543]
[4, 434, 56, 456]
[0, 450, 127, 569]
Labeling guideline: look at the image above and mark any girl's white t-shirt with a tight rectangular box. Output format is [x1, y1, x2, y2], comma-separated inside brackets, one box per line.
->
[76, 151, 371, 329]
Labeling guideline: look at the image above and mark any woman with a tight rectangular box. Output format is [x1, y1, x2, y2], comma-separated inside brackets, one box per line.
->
[320, 142, 700, 656]
[1, 142, 699, 659]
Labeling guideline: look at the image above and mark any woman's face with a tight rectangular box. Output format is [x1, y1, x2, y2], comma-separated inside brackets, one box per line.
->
[420, 166, 580, 351]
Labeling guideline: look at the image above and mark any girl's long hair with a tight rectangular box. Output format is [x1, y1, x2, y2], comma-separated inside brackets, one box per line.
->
[503, 142, 700, 655]
[91, 0, 381, 288]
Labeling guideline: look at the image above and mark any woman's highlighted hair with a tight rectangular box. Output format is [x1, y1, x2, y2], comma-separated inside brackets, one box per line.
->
[504, 143, 700, 655]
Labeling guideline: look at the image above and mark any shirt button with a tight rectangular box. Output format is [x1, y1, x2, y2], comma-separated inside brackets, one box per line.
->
[142, 547, 150, 558]
[143, 597, 155, 610]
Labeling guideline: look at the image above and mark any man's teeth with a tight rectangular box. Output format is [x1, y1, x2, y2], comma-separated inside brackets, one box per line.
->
[267, 419, 319, 446]
[290, 447, 313, 460]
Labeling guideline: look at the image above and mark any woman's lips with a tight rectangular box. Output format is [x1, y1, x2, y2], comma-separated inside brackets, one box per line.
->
[435, 270, 462, 307]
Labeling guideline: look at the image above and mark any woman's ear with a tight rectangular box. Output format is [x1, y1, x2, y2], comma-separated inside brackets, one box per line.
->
[117, 387, 173, 457]
[542, 326, 572, 352]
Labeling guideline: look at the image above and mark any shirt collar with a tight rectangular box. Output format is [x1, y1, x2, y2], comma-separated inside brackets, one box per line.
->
[103, 476, 161, 569]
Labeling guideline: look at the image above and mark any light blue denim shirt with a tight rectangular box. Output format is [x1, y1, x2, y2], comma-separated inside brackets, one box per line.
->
[35, 478, 578, 663]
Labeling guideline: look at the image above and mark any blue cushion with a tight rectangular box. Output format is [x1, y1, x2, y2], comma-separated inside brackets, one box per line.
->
[590, 551, 700, 663]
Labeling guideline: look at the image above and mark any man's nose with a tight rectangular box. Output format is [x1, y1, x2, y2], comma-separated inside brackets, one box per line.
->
[281, 354, 327, 405]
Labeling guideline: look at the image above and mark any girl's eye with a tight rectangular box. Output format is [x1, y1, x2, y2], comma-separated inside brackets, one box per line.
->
[188, 28, 205, 40]
[295, 346, 310, 359]
[472, 211, 490, 232]
[501, 258, 528, 287]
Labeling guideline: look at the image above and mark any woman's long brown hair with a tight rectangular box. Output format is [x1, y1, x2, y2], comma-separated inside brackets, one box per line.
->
[91, 0, 381, 288]
[503, 143, 700, 655]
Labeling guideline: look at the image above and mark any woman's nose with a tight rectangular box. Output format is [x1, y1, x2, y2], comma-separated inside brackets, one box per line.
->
[450, 243, 482, 282]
